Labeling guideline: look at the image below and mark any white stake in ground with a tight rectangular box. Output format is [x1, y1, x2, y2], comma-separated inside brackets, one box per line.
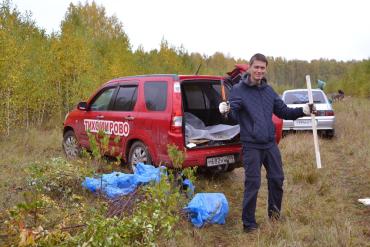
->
[306, 75, 322, 169]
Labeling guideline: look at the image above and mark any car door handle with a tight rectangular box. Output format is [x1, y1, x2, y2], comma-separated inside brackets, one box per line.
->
[96, 115, 104, 119]
[125, 116, 135, 120]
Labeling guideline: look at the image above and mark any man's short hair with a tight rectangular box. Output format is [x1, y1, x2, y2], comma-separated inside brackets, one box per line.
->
[249, 53, 268, 66]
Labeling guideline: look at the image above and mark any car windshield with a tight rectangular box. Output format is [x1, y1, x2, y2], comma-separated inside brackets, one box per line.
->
[284, 91, 326, 104]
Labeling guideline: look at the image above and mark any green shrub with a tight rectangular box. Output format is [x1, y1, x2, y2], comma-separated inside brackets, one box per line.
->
[4, 156, 196, 246]
[26, 157, 94, 200]
[69, 170, 189, 246]
[167, 144, 185, 169]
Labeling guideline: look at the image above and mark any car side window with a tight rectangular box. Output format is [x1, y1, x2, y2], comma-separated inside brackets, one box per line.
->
[90, 87, 116, 111]
[112, 86, 138, 111]
[144, 81, 167, 111]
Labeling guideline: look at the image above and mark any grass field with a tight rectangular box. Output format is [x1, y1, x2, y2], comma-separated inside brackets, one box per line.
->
[1, 97, 369, 246]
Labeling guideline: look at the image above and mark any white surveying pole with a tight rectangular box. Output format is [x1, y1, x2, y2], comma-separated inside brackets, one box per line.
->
[306, 75, 322, 169]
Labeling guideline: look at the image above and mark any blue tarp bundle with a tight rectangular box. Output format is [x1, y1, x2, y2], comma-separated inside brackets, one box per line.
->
[184, 193, 229, 228]
[82, 163, 165, 198]
[133, 162, 163, 184]
[82, 163, 228, 228]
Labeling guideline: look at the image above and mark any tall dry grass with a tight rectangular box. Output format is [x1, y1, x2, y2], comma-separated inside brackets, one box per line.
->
[0, 97, 369, 246]
[0, 128, 62, 209]
[173, 97, 370, 246]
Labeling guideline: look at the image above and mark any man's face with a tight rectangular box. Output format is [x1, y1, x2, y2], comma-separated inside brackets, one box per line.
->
[249, 60, 267, 82]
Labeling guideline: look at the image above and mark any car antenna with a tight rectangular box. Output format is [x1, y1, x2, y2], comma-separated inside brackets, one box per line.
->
[195, 63, 202, 75]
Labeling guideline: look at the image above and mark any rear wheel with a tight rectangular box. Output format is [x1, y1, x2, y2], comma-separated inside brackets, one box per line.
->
[128, 141, 152, 166]
[63, 130, 81, 159]
[226, 163, 237, 172]
[325, 129, 335, 138]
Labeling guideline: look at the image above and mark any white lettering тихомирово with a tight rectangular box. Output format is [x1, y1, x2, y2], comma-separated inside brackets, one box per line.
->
[83, 119, 130, 136]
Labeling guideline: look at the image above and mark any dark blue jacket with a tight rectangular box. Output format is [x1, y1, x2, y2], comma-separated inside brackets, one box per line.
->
[229, 73, 305, 149]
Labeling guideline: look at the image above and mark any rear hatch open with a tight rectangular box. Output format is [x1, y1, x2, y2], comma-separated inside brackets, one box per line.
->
[180, 65, 248, 149]
[181, 78, 239, 148]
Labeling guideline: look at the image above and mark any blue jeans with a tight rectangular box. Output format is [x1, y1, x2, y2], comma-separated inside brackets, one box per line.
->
[242, 143, 284, 228]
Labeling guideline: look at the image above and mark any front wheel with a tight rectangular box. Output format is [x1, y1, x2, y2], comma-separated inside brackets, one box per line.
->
[128, 141, 152, 166]
[63, 130, 81, 159]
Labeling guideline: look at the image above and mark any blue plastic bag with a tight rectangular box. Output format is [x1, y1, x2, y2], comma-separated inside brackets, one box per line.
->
[133, 162, 164, 184]
[82, 172, 138, 198]
[183, 179, 195, 198]
[82, 163, 165, 198]
[184, 193, 229, 228]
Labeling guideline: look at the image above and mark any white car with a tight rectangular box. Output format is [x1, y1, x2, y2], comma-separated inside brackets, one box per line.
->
[281, 89, 335, 138]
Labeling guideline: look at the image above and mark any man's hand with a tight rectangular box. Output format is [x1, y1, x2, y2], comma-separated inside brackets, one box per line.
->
[303, 103, 317, 115]
[219, 102, 230, 114]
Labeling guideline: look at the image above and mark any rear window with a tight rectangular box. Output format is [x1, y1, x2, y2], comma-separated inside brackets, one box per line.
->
[284, 91, 326, 104]
[144, 81, 168, 111]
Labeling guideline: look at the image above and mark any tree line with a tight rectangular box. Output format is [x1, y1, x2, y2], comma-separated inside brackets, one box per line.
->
[0, 1, 369, 136]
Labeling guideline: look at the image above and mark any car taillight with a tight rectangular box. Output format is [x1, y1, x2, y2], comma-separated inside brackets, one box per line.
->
[316, 110, 334, 116]
[171, 81, 183, 133]
[325, 110, 334, 116]
[171, 115, 183, 133]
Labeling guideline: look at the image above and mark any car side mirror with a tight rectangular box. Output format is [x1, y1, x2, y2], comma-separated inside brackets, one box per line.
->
[77, 102, 88, 111]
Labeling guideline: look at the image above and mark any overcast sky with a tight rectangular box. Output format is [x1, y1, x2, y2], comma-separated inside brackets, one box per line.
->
[10, 0, 370, 61]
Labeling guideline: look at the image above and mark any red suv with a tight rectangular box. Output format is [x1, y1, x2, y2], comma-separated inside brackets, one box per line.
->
[63, 65, 283, 172]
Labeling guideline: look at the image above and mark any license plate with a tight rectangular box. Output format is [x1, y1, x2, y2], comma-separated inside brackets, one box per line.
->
[294, 119, 312, 126]
[207, 155, 235, 167]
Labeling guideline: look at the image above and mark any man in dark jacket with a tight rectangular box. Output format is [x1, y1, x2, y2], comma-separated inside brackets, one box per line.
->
[219, 53, 314, 233]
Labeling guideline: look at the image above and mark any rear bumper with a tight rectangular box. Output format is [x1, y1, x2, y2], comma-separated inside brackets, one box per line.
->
[182, 144, 242, 168]
[283, 116, 335, 131]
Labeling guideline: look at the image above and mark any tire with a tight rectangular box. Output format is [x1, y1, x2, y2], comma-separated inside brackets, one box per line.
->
[225, 162, 238, 172]
[62, 130, 81, 159]
[225, 166, 236, 172]
[128, 141, 152, 166]
[325, 129, 335, 138]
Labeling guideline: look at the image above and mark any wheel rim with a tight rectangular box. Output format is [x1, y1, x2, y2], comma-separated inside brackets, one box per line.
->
[131, 146, 149, 165]
[63, 136, 80, 158]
